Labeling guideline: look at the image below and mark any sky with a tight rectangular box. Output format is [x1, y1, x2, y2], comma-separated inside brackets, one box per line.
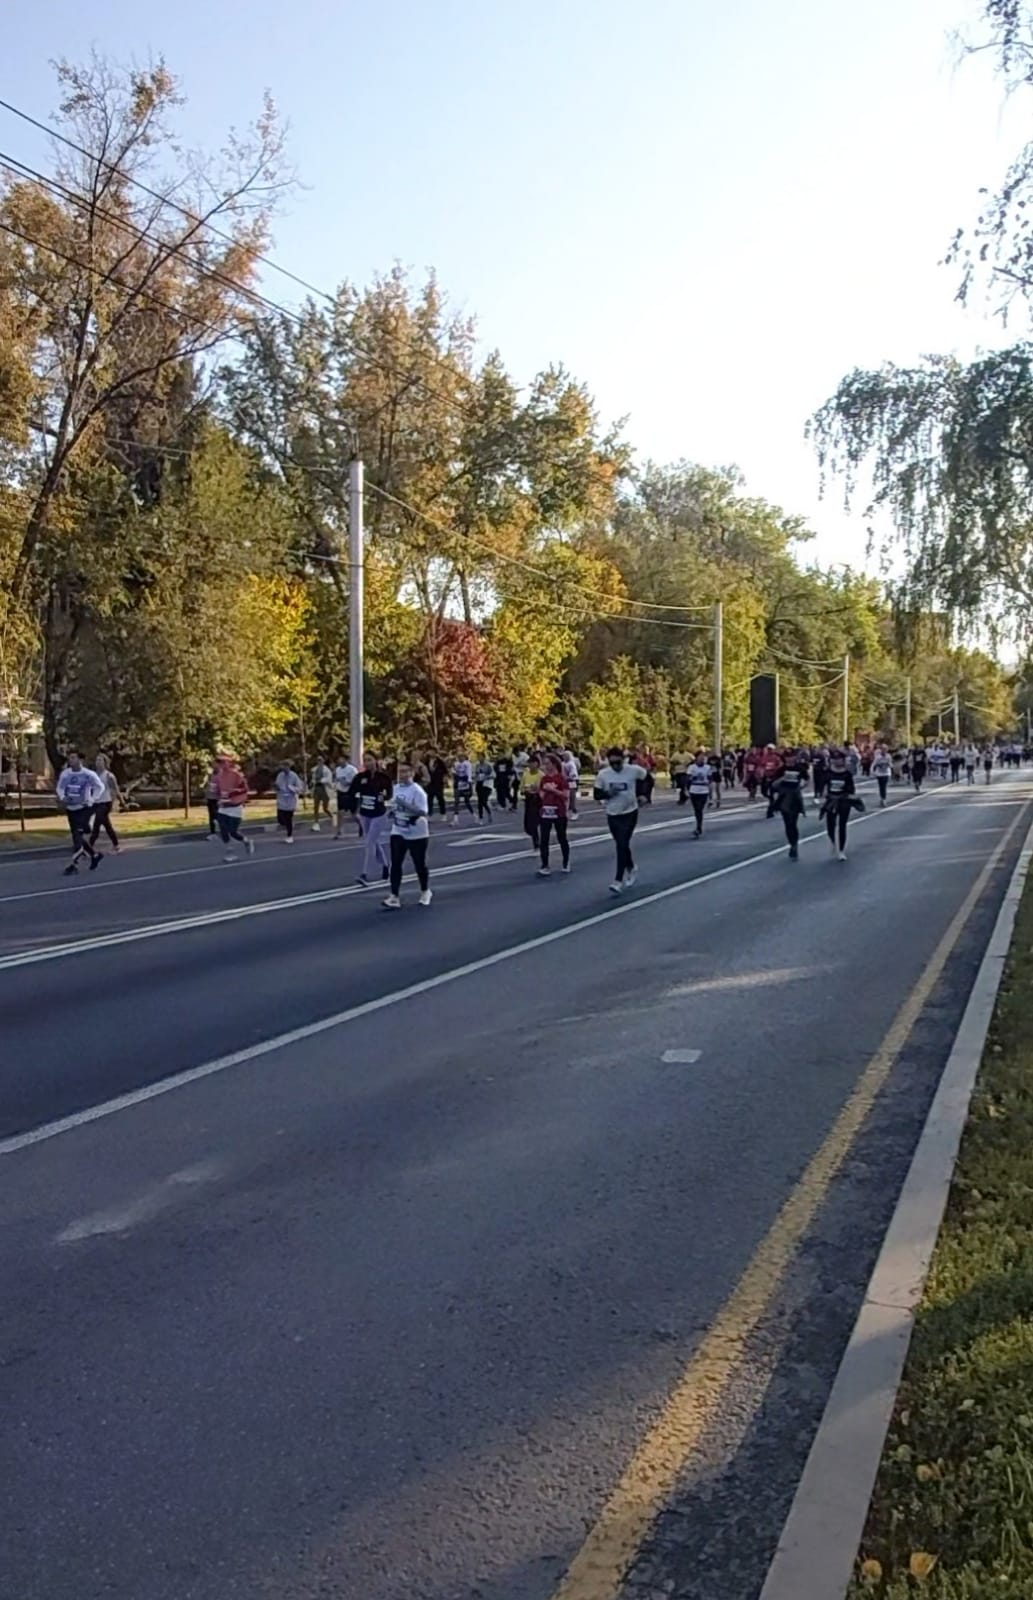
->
[1, 0, 1022, 567]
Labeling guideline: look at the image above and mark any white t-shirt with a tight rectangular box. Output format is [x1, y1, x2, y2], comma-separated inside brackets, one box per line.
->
[275, 770, 304, 811]
[871, 753, 891, 778]
[562, 756, 579, 786]
[311, 763, 333, 790]
[686, 762, 712, 795]
[595, 763, 646, 815]
[334, 762, 357, 794]
[390, 781, 430, 839]
[56, 766, 105, 810]
[98, 769, 119, 802]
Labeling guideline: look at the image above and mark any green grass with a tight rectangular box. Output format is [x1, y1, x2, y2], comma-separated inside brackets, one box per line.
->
[0, 801, 280, 849]
[848, 863, 1033, 1598]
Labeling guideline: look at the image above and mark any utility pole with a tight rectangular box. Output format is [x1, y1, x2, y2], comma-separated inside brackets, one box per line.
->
[713, 601, 723, 756]
[841, 653, 850, 745]
[348, 456, 365, 769]
[953, 687, 960, 746]
[904, 675, 912, 748]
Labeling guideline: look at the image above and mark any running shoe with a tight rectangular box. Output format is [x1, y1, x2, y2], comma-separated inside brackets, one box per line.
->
[245, 839, 255, 856]
[63, 864, 78, 876]
[382, 894, 401, 909]
[284, 836, 294, 845]
[562, 863, 572, 874]
[89, 854, 103, 872]
[311, 823, 321, 833]
[609, 880, 623, 895]
[537, 866, 552, 877]
[356, 873, 369, 887]
[626, 868, 638, 886]
[838, 850, 847, 861]
[418, 889, 433, 907]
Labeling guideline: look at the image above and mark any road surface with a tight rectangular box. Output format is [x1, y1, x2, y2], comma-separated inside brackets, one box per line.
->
[2, 774, 1029, 1600]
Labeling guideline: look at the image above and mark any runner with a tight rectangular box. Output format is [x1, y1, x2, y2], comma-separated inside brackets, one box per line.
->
[310, 755, 334, 830]
[722, 747, 737, 793]
[561, 748, 580, 819]
[333, 754, 359, 840]
[822, 748, 857, 861]
[983, 744, 995, 784]
[274, 758, 304, 843]
[537, 754, 571, 876]
[352, 753, 392, 886]
[89, 753, 122, 852]
[204, 760, 221, 839]
[671, 750, 689, 806]
[520, 751, 543, 852]
[707, 750, 722, 810]
[964, 743, 978, 785]
[474, 756, 494, 824]
[685, 750, 712, 838]
[593, 746, 647, 894]
[911, 744, 927, 793]
[949, 746, 963, 784]
[767, 757, 807, 860]
[450, 751, 475, 827]
[382, 761, 431, 909]
[493, 751, 514, 813]
[213, 753, 255, 863]
[56, 752, 105, 876]
[871, 742, 892, 808]
[427, 753, 449, 819]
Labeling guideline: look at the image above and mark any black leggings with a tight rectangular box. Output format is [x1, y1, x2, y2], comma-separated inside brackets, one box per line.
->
[690, 792, 707, 833]
[825, 804, 849, 849]
[276, 807, 295, 838]
[428, 785, 447, 817]
[390, 834, 429, 893]
[454, 789, 475, 816]
[90, 800, 119, 847]
[476, 783, 493, 820]
[607, 809, 638, 880]
[217, 811, 246, 845]
[67, 807, 98, 860]
[782, 810, 800, 849]
[876, 776, 888, 802]
[539, 816, 569, 868]
[206, 797, 220, 834]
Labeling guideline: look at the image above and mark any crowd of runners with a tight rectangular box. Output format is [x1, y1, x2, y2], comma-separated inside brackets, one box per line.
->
[50, 733, 1031, 902]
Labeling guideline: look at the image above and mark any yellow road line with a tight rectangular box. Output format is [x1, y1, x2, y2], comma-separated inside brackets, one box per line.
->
[549, 798, 1031, 1600]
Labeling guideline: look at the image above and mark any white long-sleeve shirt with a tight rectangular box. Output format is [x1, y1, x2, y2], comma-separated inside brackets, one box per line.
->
[274, 770, 304, 811]
[56, 766, 105, 810]
[389, 781, 429, 839]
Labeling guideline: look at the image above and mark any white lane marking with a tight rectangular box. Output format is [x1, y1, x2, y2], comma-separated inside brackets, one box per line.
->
[661, 1049, 702, 1064]
[55, 1160, 222, 1242]
[666, 966, 818, 996]
[0, 786, 950, 1158]
[0, 809, 755, 969]
[446, 831, 527, 846]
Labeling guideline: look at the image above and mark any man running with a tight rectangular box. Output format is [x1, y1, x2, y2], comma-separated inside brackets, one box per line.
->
[594, 747, 647, 894]
[56, 752, 105, 876]
[493, 751, 514, 812]
[274, 758, 304, 843]
[333, 754, 359, 839]
[474, 757, 494, 824]
[382, 761, 432, 909]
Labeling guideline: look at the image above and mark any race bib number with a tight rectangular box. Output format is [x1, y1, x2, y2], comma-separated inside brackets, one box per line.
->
[541, 804, 558, 819]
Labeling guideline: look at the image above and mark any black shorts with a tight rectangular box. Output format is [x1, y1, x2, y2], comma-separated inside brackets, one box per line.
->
[336, 791, 355, 814]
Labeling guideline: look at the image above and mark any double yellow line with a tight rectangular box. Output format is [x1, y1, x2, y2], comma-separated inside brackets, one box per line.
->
[549, 797, 1031, 1600]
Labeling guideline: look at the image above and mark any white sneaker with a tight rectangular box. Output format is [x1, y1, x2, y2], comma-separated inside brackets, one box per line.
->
[829, 838, 838, 856]
[562, 863, 572, 874]
[382, 894, 401, 909]
[449, 815, 458, 828]
[626, 869, 638, 887]
[609, 880, 623, 895]
[537, 866, 551, 877]
[223, 853, 236, 864]
[245, 839, 255, 856]
[418, 889, 433, 907]
[284, 835, 294, 844]
[838, 850, 847, 861]
[311, 822, 320, 833]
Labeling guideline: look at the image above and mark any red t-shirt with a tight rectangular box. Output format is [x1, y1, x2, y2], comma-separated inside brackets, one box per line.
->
[538, 773, 569, 820]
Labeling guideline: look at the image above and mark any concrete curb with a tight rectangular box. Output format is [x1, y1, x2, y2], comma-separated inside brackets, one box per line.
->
[758, 813, 1033, 1600]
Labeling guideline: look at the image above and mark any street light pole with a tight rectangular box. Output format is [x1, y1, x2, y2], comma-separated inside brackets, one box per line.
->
[841, 654, 850, 745]
[348, 457, 365, 769]
[904, 675, 912, 748]
[953, 687, 960, 745]
[713, 601, 723, 756]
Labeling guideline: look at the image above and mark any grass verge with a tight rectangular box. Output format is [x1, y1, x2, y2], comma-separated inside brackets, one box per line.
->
[0, 802, 280, 849]
[848, 861, 1033, 1598]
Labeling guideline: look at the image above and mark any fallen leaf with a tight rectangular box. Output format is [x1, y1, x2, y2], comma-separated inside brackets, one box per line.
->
[910, 1551, 939, 1580]
[859, 1557, 883, 1584]
[916, 1463, 939, 1482]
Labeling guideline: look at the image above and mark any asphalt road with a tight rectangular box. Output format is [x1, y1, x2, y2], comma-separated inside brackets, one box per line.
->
[2, 773, 1030, 1600]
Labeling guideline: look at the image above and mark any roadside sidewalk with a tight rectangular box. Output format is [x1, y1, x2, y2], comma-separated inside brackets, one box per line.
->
[760, 814, 1033, 1599]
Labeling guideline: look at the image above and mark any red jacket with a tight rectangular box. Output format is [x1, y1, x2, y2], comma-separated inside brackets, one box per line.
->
[538, 773, 569, 820]
[215, 762, 249, 807]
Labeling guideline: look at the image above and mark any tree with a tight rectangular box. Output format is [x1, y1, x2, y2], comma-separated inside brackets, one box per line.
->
[0, 54, 289, 760]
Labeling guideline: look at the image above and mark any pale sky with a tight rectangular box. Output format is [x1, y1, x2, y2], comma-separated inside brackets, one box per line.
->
[2, 0, 1021, 566]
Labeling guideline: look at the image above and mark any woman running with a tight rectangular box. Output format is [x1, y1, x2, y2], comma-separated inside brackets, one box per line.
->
[474, 757, 494, 823]
[911, 745, 927, 793]
[593, 747, 647, 894]
[214, 753, 255, 863]
[89, 753, 122, 851]
[383, 761, 432, 909]
[520, 751, 543, 852]
[352, 754, 393, 886]
[767, 758, 807, 860]
[537, 754, 571, 875]
[451, 752, 475, 826]
[274, 759, 304, 842]
[685, 751, 712, 837]
[822, 749, 856, 861]
[871, 743, 892, 808]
